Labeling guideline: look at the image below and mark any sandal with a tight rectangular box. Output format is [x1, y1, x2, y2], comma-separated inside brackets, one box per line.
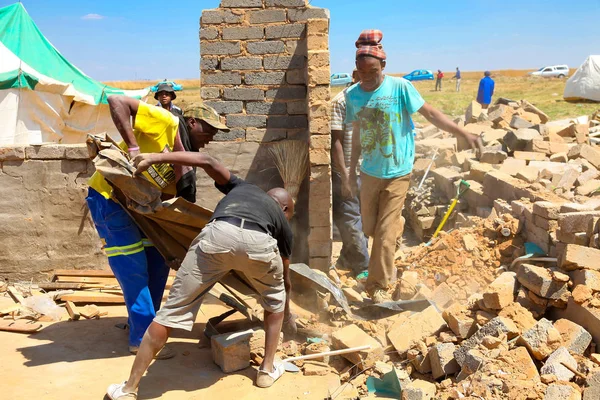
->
[129, 345, 176, 360]
[107, 381, 137, 400]
[256, 361, 285, 388]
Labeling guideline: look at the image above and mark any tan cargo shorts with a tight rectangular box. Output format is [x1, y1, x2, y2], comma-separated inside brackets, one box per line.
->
[154, 220, 285, 331]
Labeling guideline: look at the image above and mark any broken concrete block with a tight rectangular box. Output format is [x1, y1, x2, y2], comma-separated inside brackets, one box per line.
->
[303, 361, 332, 376]
[576, 169, 600, 187]
[442, 303, 477, 339]
[465, 100, 482, 123]
[514, 151, 547, 161]
[557, 230, 590, 246]
[533, 201, 561, 220]
[554, 168, 580, 191]
[559, 244, 600, 271]
[461, 349, 487, 376]
[550, 152, 568, 163]
[567, 144, 600, 169]
[530, 161, 582, 176]
[211, 329, 253, 373]
[540, 347, 577, 382]
[429, 343, 460, 379]
[499, 158, 527, 176]
[488, 103, 514, 124]
[480, 149, 508, 164]
[407, 349, 432, 374]
[521, 101, 549, 123]
[388, 306, 447, 355]
[468, 161, 495, 183]
[544, 383, 582, 400]
[575, 179, 600, 196]
[516, 167, 541, 183]
[559, 212, 600, 234]
[510, 116, 535, 130]
[342, 287, 364, 303]
[553, 298, 600, 347]
[517, 264, 570, 300]
[454, 317, 519, 366]
[584, 371, 600, 400]
[332, 324, 384, 369]
[482, 271, 518, 309]
[572, 284, 593, 303]
[402, 379, 437, 400]
[431, 167, 461, 200]
[554, 319, 592, 355]
[518, 318, 562, 360]
[497, 302, 537, 334]
[430, 282, 456, 310]
[570, 268, 600, 292]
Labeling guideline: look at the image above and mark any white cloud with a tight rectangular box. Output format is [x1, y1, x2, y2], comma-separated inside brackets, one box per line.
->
[81, 13, 105, 20]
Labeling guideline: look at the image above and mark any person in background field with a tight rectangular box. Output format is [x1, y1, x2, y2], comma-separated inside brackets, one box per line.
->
[86, 97, 227, 355]
[477, 71, 495, 109]
[330, 70, 370, 278]
[345, 29, 483, 303]
[435, 69, 444, 91]
[106, 152, 296, 399]
[453, 67, 461, 92]
[155, 83, 183, 116]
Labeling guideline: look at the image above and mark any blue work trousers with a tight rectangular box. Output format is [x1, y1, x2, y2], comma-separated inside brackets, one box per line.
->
[86, 188, 170, 347]
[332, 170, 370, 275]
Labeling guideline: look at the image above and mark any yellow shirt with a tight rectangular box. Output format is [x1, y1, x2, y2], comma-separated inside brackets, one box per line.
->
[88, 102, 180, 199]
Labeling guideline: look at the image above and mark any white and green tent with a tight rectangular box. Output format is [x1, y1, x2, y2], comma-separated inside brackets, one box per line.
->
[0, 3, 148, 145]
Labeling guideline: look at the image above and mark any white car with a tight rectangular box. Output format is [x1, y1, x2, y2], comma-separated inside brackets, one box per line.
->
[529, 65, 570, 78]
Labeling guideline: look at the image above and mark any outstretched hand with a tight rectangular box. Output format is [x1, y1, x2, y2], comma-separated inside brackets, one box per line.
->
[467, 133, 484, 159]
[131, 153, 156, 177]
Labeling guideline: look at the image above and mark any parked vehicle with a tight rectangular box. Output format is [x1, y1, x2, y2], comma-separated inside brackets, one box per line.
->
[331, 73, 353, 86]
[529, 65, 570, 78]
[402, 69, 435, 81]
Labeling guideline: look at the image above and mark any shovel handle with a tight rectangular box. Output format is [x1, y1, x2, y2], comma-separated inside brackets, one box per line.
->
[283, 344, 372, 363]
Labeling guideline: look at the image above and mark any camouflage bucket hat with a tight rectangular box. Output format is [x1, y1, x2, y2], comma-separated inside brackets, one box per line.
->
[183, 103, 230, 132]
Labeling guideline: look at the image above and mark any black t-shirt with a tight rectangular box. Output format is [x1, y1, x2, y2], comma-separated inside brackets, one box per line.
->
[211, 175, 293, 258]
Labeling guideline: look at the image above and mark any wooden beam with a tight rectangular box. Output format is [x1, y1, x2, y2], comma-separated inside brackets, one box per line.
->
[80, 305, 100, 319]
[57, 291, 125, 304]
[7, 286, 25, 305]
[65, 301, 80, 321]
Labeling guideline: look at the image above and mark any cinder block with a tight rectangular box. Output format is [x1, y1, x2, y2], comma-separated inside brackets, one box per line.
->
[554, 318, 592, 355]
[245, 128, 286, 143]
[265, 86, 306, 100]
[286, 69, 306, 84]
[221, 0, 262, 7]
[201, 87, 220, 99]
[248, 10, 287, 24]
[201, 58, 219, 70]
[540, 347, 577, 381]
[559, 212, 600, 234]
[264, 55, 306, 70]
[246, 40, 285, 55]
[518, 318, 562, 360]
[517, 263, 569, 300]
[265, 24, 306, 39]
[287, 101, 307, 115]
[220, 57, 263, 70]
[402, 380, 436, 400]
[203, 101, 243, 115]
[211, 329, 253, 373]
[331, 324, 384, 369]
[482, 272, 518, 309]
[201, 9, 243, 24]
[429, 343, 460, 379]
[245, 72, 286, 85]
[265, 0, 307, 7]
[223, 88, 264, 101]
[388, 306, 447, 355]
[246, 101, 286, 115]
[202, 72, 242, 85]
[200, 41, 241, 55]
[545, 384, 582, 400]
[267, 116, 307, 129]
[288, 8, 330, 21]
[226, 114, 266, 128]
[200, 27, 218, 40]
[223, 26, 264, 40]
[25, 145, 66, 159]
[559, 244, 600, 271]
[454, 317, 519, 366]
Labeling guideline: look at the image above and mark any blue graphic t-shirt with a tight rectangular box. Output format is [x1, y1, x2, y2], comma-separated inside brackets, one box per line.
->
[345, 76, 425, 179]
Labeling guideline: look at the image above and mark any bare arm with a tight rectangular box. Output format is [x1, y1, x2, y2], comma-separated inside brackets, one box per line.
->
[331, 130, 347, 172]
[282, 257, 291, 318]
[349, 121, 361, 175]
[132, 152, 231, 185]
[107, 95, 140, 152]
[418, 102, 483, 153]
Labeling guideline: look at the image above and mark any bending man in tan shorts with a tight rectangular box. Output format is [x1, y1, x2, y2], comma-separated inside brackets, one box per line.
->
[107, 151, 296, 399]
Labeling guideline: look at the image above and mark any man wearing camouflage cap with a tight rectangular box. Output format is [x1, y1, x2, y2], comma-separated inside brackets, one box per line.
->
[87, 96, 228, 356]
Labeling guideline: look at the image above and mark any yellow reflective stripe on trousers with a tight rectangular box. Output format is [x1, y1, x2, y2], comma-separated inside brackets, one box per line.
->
[104, 241, 145, 257]
[142, 239, 154, 247]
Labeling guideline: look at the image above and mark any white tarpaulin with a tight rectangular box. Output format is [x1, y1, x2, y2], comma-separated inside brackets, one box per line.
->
[564, 55, 600, 102]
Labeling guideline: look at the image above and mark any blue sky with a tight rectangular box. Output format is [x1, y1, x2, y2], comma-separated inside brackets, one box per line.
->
[3, 0, 598, 81]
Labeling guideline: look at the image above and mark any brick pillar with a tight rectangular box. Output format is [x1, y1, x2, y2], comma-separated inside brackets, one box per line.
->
[200, 1, 331, 267]
[306, 18, 332, 271]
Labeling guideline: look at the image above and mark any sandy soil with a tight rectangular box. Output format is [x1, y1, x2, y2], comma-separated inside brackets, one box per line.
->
[0, 294, 341, 400]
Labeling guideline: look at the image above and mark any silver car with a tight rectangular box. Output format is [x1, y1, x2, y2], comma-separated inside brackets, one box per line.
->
[529, 65, 570, 78]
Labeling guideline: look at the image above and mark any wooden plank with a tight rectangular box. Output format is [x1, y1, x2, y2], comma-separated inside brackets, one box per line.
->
[52, 269, 115, 280]
[58, 291, 125, 304]
[7, 286, 25, 304]
[55, 276, 119, 285]
[38, 282, 83, 291]
[0, 320, 42, 333]
[65, 301, 80, 321]
[80, 305, 100, 319]
[0, 305, 21, 316]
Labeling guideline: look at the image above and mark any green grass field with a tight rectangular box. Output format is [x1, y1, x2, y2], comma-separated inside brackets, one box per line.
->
[105, 71, 599, 124]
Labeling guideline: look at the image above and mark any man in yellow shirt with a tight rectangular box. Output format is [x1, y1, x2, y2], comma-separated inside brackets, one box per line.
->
[86, 95, 228, 355]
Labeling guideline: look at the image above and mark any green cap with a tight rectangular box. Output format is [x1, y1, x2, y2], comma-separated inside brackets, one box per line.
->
[183, 103, 230, 132]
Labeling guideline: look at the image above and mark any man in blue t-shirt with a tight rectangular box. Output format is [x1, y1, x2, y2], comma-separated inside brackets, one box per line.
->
[477, 71, 495, 109]
[346, 30, 483, 303]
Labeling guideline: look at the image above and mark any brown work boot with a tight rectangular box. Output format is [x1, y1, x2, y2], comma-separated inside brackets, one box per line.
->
[370, 289, 392, 304]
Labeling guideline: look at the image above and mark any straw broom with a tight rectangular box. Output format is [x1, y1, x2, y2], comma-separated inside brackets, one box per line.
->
[268, 140, 309, 202]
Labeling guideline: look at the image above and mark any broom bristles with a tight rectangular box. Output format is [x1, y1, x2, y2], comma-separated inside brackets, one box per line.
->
[268, 140, 309, 202]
